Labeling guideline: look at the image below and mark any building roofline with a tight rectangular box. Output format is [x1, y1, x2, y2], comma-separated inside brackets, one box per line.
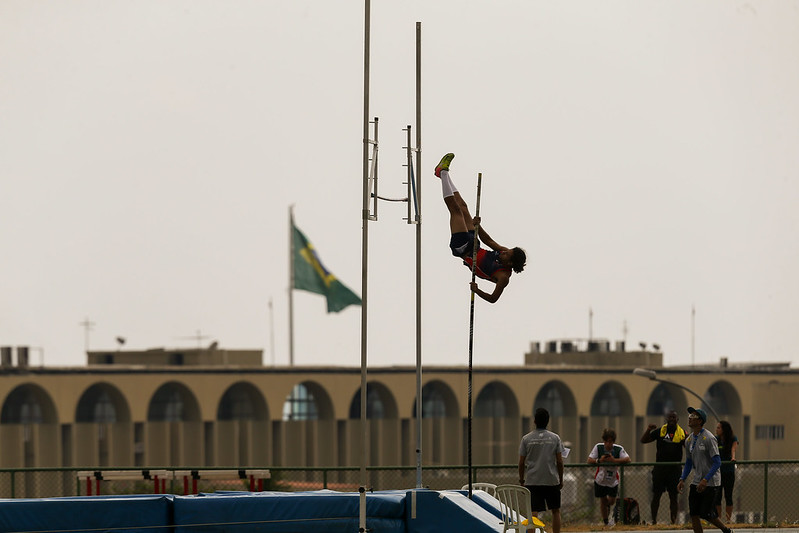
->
[1, 362, 796, 376]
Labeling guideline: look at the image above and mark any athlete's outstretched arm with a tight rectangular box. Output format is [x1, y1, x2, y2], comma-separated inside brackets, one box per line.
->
[473, 216, 508, 252]
[470, 272, 510, 304]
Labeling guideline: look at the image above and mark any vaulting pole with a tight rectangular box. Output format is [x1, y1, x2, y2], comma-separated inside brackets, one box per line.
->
[467, 172, 482, 498]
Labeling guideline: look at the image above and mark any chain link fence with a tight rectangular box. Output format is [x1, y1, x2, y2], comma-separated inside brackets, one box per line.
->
[1, 461, 797, 527]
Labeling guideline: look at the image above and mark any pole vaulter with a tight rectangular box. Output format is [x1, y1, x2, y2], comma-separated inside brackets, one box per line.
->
[432, 153, 528, 495]
[433, 154, 527, 303]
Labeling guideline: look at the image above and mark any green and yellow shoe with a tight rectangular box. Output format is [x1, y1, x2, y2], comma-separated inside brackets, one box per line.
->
[434, 153, 455, 177]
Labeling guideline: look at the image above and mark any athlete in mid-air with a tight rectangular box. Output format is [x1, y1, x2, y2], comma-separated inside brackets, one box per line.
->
[434, 153, 526, 303]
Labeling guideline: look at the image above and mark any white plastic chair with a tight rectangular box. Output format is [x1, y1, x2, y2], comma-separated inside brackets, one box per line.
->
[495, 484, 537, 532]
[461, 482, 498, 497]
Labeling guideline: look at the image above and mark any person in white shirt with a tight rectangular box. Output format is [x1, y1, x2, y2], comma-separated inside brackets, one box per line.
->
[588, 428, 631, 526]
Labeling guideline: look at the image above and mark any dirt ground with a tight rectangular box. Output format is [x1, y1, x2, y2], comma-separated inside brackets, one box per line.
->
[562, 525, 794, 532]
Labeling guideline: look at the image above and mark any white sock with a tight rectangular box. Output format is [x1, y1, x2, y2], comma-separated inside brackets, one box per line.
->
[439, 169, 458, 198]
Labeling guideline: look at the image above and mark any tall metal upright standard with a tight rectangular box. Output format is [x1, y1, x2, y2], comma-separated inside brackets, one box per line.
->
[414, 21, 424, 490]
[360, 7, 424, 523]
[359, 0, 371, 531]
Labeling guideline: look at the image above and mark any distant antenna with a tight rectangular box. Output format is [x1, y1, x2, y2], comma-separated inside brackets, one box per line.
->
[268, 297, 276, 366]
[691, 304, 696, 366]
[177, 330, 210, 349]
[79, 317, 95, 352]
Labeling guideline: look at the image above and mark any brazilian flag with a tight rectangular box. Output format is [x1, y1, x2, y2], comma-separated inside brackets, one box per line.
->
[292, 223, 361, 313]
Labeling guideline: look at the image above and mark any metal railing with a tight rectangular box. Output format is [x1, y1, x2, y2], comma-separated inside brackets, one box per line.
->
[1, 461, 796, 527]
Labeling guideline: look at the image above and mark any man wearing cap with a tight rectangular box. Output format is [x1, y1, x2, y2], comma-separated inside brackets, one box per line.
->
[677, 407, 733, 533]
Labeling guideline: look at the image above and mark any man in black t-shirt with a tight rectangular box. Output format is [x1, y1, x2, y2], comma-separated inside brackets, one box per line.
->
[641, 410, 686, 524]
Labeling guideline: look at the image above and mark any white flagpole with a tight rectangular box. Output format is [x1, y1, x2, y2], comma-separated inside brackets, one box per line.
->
[288, 205, 295, 367]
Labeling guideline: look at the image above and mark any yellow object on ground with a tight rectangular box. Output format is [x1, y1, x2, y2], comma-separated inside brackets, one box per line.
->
[521, 516, 546, 527]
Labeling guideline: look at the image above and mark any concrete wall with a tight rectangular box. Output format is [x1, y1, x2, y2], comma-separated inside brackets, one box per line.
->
[0, 364, 797, 478]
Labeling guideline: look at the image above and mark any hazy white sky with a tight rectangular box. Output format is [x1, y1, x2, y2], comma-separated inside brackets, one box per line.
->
[1, 1, 797, 369]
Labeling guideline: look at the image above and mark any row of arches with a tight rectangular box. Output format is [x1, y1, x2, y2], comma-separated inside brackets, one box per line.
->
[1, 378, 743, 425]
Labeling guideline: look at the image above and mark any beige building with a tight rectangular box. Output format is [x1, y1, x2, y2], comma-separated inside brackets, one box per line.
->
[0, 341, 796, 480]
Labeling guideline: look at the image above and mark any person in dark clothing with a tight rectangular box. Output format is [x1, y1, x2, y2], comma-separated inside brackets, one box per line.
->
[641, 410, 686, 524]
[714, 420, 739, 521]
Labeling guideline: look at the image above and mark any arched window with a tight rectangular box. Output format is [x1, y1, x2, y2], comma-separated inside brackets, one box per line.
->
[283, 383, 318, 421]
[475, 382, 518, 418]
[536, 384, 564, 417]
[422, 387, 447, 418]
[147, 383, 200, 422]
[218, 382, 267, 421]
[534, 381, 577, 417]
[76, 384, 128, 423]
[704, 382, 740, 416]
[149, 389, 183, 421]
[412, 381, 459, 419]
[282, 381, 333, 420]
[590, 381, 632, 416]
[1, 385, 56, 424]
[646, 383, 677, 416]
[349, 382, 397, 419]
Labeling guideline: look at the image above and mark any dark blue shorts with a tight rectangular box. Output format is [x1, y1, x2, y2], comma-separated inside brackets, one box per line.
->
[688, 484, 719, 520]
[594, 483, 619, 498]
[449, 231, 476, 257]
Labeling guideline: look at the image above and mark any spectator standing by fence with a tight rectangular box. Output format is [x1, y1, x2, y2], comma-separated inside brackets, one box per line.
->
[678, 407, 733, 533]
[518, 407, 565, 533]
[588, 428, 630, 526]
[641, 409, 686, 524]
[715, 420, 739, 521]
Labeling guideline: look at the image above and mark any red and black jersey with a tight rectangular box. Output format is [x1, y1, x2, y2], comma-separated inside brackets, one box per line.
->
[462, 248, 511, 282]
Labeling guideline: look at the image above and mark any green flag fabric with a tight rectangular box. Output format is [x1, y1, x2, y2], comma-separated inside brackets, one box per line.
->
[292, 223, 361, 313]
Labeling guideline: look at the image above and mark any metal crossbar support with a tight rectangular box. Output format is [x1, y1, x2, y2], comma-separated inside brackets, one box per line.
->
[403, 125, 419, 224]
[368, 118, 379, 221]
